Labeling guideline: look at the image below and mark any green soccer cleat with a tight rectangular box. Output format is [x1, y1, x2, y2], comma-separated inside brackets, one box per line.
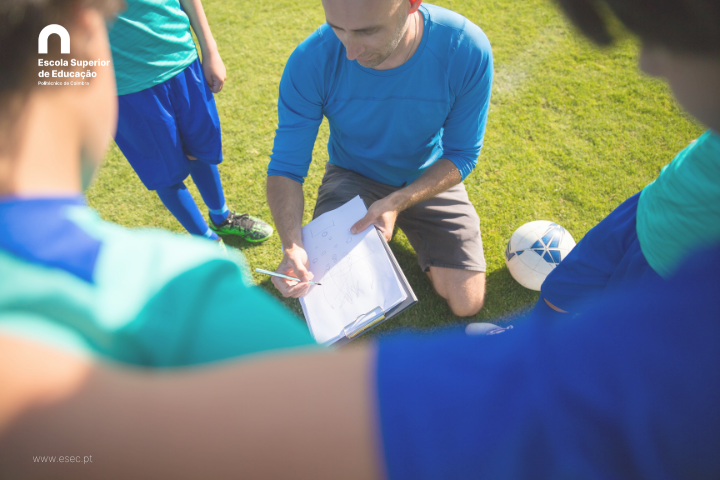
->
[209, 211, 273, 242]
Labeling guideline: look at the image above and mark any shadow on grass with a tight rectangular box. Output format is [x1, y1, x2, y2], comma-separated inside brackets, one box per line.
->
[222, 235, 271, 251]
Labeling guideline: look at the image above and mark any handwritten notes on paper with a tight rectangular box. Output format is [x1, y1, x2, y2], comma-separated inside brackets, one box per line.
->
[299, 196, 407, 344]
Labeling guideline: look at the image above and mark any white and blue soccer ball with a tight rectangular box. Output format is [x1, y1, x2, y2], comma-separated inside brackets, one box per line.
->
[505, 221, 576, 291]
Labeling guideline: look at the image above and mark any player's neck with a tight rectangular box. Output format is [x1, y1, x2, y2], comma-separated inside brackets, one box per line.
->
[374, 11, 423, 71]
[0, 93, 84, 198]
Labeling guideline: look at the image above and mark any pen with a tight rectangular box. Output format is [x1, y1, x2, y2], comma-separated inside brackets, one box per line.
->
[255, 268, 322, 286]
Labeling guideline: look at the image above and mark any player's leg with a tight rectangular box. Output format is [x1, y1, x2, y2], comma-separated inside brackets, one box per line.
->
[187, 158, 228, 224]
[187, 158, 272, 242]
[174, 58, 272, 242]
[427, 267, 486, 317]
[115, 79, 219, 240]
[155, 181, 218, 240]
[397, 183, 487, 317]
[535, 192, 660, 319]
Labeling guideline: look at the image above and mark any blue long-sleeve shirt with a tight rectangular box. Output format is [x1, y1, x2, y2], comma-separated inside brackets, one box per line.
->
[268, 4, 493, 187]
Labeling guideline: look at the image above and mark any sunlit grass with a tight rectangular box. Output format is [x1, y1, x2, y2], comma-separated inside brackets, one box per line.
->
[87, 0, 704, 337]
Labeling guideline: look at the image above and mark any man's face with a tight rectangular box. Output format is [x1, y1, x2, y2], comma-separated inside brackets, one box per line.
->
[322, 0, 409, 68]
[640, 45, 720, 133]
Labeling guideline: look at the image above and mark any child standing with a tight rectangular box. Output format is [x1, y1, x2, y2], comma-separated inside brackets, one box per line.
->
[110, 0, 273, 242]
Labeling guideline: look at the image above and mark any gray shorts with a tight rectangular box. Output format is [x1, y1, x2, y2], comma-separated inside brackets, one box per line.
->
[313, 164, 486, 273]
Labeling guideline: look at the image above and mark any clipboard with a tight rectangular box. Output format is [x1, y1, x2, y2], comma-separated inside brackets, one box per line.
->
[299, 196, 418, 346]
[325, 227, 417, 347]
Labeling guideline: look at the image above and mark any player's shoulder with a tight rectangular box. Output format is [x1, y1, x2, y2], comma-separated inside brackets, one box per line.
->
[423, 5, 492, 87]
[0, 205, 253, 363]
[425, 3, 491, 54]
[49, 205, 249, 292]
[693, 129, 720, 160]
[93, 216, 250, 287]
[655, 129, 720, 182]
[284, 23, 346, 92]
[289, 23, 343, 65]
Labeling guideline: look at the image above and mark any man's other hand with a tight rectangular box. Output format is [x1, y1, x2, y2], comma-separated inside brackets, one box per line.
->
[351, 198, 398, 242]
[273, 245, 314, 298]
[202, 49, 227, 93]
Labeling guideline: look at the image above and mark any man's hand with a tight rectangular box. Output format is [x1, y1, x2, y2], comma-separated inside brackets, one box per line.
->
[350, 197, 399, 242]
[273, 245, 314, 298]
[202, 49, 226, 93]
[350, 160, 462, 242]
[267, 176, 308, 298]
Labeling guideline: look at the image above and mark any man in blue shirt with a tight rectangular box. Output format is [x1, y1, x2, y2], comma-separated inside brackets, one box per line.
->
[266, 0, 493, 317]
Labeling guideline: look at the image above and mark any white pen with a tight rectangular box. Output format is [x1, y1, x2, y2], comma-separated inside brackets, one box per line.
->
[255, 268, 322, 286]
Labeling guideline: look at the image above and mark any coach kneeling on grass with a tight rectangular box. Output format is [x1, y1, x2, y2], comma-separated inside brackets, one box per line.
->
[266, 0, 493, 316]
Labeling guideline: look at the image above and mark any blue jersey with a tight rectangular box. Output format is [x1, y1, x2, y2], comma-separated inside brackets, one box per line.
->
[377, 243, 720, 479]
[269, 4, 493, 187]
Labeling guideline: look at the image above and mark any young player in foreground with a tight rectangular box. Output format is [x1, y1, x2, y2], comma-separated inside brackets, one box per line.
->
[535, 127, 720, 318]
[532, 3, 720, 318]
[111, 0, 273, 243]
[0, 0, 314, 369]
[1, 0, 720, 478]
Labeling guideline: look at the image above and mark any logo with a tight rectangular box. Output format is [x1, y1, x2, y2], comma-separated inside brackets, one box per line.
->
[38, 24, 70, 54]
[36, 24, 110, 86]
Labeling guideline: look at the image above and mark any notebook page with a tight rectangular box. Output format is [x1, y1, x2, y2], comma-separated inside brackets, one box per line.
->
[299, 196, 407, 344]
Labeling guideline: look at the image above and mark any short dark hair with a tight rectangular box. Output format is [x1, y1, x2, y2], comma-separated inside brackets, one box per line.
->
[556, 0, 720, 53]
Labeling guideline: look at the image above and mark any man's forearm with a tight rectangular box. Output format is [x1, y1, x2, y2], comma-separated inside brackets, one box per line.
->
[386, 158, 462, 212]
[179, 0, 217, 56]
[267, 175, 305, 250]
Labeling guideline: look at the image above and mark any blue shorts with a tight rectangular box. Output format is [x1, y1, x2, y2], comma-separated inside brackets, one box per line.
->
[534, 192, 662, 317]
[115, 57, 223, 190]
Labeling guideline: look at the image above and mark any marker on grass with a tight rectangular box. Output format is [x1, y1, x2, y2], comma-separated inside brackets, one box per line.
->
[255, 268, 322, 286]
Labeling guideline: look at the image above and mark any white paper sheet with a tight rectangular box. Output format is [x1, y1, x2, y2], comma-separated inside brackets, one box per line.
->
[299, 196, 407, 344]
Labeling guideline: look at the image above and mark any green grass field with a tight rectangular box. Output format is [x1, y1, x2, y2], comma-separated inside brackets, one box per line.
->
[87, 0, 704, 338]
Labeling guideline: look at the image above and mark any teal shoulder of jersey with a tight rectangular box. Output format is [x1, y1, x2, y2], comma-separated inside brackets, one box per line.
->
[637, 130, 720, 278]
[109, 0, 199, 96]
[0, 206, 317, 366]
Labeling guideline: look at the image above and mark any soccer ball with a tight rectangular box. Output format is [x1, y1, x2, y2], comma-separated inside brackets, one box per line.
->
[505, 221, 576, 291]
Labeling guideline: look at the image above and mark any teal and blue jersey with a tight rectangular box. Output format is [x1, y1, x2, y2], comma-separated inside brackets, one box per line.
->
[535, 130, 720, 315]
[269, 4, 493, 187]
[0, 197, 316, 366]
[637, 129, 720, 277]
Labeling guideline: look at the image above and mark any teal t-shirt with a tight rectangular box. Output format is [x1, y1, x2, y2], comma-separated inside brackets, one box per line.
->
[0, 197, 316, 366]
[637, 130, 720, 278]
[109, 0, 198, 96]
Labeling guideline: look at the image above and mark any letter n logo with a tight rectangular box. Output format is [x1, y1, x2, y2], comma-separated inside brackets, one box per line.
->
[39, 25, 70, 54]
